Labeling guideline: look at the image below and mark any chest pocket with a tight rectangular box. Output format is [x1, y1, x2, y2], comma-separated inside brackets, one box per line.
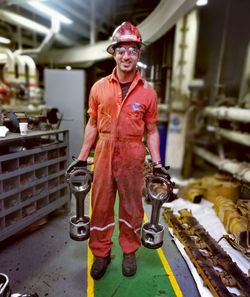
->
[127, 110, 143, 120]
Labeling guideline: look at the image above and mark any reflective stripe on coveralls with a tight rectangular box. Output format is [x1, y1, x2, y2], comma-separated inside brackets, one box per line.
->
[88, 68, 157, 258]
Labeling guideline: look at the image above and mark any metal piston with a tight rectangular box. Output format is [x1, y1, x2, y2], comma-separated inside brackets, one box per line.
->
[142, 175, 174, 249]
[66, 167, 92, 241]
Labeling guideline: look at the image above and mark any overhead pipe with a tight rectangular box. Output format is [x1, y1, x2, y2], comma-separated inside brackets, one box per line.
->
[211, 0, 230, 102]
[0, 9, 73, 46]
[20, 55, 38, 98]
[38, 0, 197, 64]
[0, 48, 15, 84]
[208, 126, 250, 147]
[90, 0, 96, 45]
[193, 146, 250, 184]
[203, 106, 250, 123]
[14, 18, 60, 56]
[14, 54, 26, 84]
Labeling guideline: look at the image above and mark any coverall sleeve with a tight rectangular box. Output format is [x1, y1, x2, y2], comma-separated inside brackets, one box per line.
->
[143, 88, 158, 124]
[87, 83, 99, 122]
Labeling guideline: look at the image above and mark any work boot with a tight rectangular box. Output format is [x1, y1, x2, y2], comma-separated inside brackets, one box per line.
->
[122, 253, 137, 277]
[90, 253, 111, 280]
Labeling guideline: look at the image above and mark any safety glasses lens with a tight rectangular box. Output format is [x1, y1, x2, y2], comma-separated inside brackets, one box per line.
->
[115, 47, 138, 56]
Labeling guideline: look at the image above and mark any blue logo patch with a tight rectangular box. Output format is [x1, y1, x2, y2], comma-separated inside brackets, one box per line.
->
[171, 116, 180, 126]
[132, 102, 140, 111]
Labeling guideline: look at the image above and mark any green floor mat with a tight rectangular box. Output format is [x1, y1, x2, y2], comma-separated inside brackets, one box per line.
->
[92, 201, 178, 297]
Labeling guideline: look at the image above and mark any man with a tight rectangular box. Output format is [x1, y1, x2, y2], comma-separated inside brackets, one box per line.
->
[67, 22, 168, 280]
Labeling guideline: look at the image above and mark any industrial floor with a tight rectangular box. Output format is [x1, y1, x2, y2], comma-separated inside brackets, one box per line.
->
[0, 192, 201, 297]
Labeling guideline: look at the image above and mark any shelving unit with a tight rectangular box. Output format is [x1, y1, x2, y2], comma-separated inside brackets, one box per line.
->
[0, 129, 70, 242]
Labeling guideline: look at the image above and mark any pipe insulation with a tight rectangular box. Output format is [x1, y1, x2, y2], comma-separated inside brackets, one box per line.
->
[193, 146, 250, 184]
[203, 106, 250, 123]
[14, 18, 60, 56]
[0, 48, 15, 84]
[208, 126, 250, 147]
[0, 9, 73, 46]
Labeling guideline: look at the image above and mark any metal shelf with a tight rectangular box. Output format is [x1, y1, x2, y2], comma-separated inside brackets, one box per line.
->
[0, 129, 70, 242]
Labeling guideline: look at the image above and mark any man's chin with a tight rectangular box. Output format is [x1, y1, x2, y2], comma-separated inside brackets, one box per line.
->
[121, 66, 132, 72]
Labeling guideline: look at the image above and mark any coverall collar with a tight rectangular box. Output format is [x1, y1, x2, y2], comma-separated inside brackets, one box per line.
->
[109, 67, 144, 85]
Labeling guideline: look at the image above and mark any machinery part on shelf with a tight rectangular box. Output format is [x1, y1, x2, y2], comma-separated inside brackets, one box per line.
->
[163, 208, 250, 297]
[0, 273, 39, 297]
[65, 167, 93, 241]
[142, 174, 174, 249]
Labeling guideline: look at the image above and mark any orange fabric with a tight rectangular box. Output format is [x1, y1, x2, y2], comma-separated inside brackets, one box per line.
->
[88, 68, 157, 257]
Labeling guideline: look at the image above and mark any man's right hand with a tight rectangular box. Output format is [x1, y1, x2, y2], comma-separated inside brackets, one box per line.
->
[66, 157, 87, 174]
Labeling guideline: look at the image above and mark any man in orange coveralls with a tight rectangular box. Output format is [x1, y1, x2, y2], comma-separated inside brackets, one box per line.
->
[67, 22, 170, 280]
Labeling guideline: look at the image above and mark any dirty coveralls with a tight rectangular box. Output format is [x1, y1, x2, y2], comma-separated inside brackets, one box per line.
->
[88, 68, 157, 257]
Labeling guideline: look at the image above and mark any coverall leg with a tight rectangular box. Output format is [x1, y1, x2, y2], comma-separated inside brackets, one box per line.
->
[89, 137, 145, 257]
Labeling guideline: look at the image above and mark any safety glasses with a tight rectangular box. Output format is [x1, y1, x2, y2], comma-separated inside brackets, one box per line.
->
[115, 46, 139, 56]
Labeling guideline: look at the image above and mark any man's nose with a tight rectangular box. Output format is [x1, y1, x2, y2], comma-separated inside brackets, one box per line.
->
[123, 51, 130, 58]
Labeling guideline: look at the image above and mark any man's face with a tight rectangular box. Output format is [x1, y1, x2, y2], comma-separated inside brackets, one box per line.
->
[113, 42, 140, 74]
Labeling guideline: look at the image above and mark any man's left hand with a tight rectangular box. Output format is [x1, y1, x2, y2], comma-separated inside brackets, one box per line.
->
[153, 165, 171, 180]
[152, 165, 177, 201]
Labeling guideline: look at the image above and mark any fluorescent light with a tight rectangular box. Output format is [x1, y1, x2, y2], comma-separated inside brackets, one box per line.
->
[28, 1, 73, 24]
[0, 36, 11, 44]
[196, 0, 208, 6]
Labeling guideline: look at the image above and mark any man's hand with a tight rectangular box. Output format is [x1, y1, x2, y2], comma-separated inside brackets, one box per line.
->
[66, 157, 87, 174]
[153, 165, 171, 180]
[152, 165, 177, 202]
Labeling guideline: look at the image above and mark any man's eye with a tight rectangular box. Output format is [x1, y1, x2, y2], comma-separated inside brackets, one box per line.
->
[116, 47, 126, 55]
[128, 48, 138, 55]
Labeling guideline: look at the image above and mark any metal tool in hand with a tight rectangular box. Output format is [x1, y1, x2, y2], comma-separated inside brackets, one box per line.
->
[65, 167, 93, 241]
[0, 273, 38, 297]
[142, 175, 174, 249]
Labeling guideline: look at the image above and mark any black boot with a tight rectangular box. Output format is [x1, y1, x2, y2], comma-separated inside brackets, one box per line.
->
[122, 253, 137, 276]
[90, 253, 111, 280]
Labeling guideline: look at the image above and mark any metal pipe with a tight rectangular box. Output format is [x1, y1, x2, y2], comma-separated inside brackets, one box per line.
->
[193, 146, 250, 184]
[20, 55, 37, 98]
[14, 18, 60, 56]
[0, 9, 73, 46]
[90, 0, 96, 45]
[213, 127, 250, 147]
[0, 48, 15, 84]
[212, 0, 230, 101]
[203, 106, 250, 123]
[14, 55, 26, 84]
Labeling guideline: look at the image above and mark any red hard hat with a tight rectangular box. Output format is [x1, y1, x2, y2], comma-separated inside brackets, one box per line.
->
[106, 22, 144, 54]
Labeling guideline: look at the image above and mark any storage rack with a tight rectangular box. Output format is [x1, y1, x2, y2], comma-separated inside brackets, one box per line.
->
[0, 129, 70, 242]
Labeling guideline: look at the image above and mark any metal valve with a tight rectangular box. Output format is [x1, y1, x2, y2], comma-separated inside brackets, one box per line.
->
[65, 167, 93, 241]
[142, 174, 174, 249]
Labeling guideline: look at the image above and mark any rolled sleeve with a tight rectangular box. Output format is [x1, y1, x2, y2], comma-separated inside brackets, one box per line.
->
[87, 83, 99, 121]
[143, 90, 158, 124]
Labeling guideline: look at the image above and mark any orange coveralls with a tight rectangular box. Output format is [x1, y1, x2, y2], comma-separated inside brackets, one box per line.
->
[88, 68, 157, 257]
